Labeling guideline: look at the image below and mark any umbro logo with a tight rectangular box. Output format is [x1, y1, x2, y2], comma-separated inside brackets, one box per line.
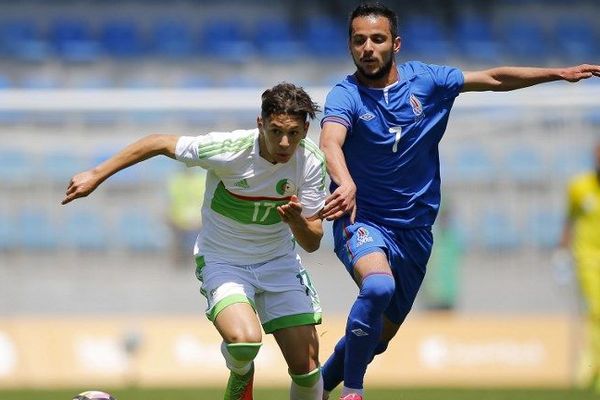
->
[359, 112, 375, 121]
[351, 329, 369, 336]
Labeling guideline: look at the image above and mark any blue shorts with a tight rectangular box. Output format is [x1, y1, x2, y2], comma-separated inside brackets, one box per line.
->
[332, 216, 432, 325]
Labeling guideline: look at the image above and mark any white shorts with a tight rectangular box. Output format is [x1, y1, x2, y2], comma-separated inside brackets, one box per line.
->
[195, 253, 322, 334]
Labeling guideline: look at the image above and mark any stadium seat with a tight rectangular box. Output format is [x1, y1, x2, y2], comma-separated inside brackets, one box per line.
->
[0, 20, 51, 62]
[500, 18, 550, 63]
[553, 17, 598, 61]
[503, 146, 546, 183]
[49, 19, 101, 63]
[199, 19, 255, 64]
[527, 208, 563, 248]
[0, 212, 17, 252]
[118, 210, 169, 252]
[253, 17, 305, 63]
[100, 19, 145, 58]
[303, 16, 347, 59]
[552, 146, 593, 181]
[41, 151, 87, 184]
[0, 149, 36, 185]
[63, 209, 109, 251]
[451, 145, 495, 184]
[401, 16, 454, 61]
[455, 14, 502, 64]
[480, 209, 521, 251]
[151, 19, 195, 59]
[17, 210, 58, 251]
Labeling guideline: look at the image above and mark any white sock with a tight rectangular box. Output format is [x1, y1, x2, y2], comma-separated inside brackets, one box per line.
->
[341, 386, 364, 397]
[220, 342, 252, 376]
[290, 373, 323, 400]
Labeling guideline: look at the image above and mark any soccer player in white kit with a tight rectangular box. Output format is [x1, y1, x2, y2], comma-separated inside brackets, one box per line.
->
[62, 83, 327, 400]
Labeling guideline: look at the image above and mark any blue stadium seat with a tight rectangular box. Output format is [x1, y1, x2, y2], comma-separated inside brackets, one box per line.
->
[151, 19, 195, 58]
[49, 19, 101, 63]
[480, 209, 521, 251]
[455, 14, 502, 64]
[504, 146, 546, 183]
[0, 212, 17, 252]
[451, 145, 495, 183]
[303, 16, 347, 59]
[554, 18, 598, 61]
[552, 146, 593, 181]
[0, 20, 51, 62]
[527, 209, 562, 248]
[253, 17, 304, 63]
[199, 19, 255, 64]
[17, 210, 58, 251]
[501, 18, 550, 63]
[41, 151, 87, 184]
[63, 209, 109, 251]
[401, 16, 454, 61]
[100, 19, 145, 58]
[0, 149, 35, 185]
[118, 210, 169, 252]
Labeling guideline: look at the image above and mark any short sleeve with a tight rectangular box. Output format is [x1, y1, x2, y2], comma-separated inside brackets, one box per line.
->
[175, 130, 256, 169]
[298, 151, 327, 218]
[424, 64, 465, 100]
[321, 84, 356, 131]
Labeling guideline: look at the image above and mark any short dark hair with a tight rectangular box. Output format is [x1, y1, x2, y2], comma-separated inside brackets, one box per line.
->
[349, 2, 398, 39]
[261, 82, 320, 121]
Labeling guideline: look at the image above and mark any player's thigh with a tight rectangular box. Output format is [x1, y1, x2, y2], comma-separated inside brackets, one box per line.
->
[333, 218, 392, 284]
[214, 302, 262, 344]
[272, 324, 319, 374]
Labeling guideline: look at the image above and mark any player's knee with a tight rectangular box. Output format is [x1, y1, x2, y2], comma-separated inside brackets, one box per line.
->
[360, 273, 395, 308]
[290, 366, 321, 388]
[224, 342, 262, 362]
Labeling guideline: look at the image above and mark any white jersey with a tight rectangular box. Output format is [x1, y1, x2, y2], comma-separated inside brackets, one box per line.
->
[175, 128, 327, 264]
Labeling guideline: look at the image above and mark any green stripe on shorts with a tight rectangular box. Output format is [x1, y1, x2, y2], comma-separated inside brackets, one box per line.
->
[262, 312, 322, 334]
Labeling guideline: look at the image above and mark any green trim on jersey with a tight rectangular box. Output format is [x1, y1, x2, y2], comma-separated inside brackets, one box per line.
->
[209, 294, 256, 321]
[300, 139, 327, 191]
[198, 133, 255, 159]
[211, 181, 288, 225]
[262, 312, 322, 334]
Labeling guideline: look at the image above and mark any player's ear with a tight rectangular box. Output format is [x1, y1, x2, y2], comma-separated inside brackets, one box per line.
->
[302, 121, 309, 138]
[393, 36, 401, 54]
[257, 116, 263, 130]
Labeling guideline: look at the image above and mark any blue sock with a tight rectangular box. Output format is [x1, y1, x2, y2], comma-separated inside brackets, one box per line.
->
[322, 336, 346, 391]
[343, 273, 395, 390]
[323, 337, 389, 392]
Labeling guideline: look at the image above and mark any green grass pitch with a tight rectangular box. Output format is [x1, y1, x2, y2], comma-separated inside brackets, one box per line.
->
[0, 387, 597, 400]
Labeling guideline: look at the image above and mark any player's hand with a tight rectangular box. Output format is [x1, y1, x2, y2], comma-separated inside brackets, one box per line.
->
[277, 195, 304, 225]
[561, 64, 600, 82]
[61, 170, 102, 205]
[320, 181, 356, 223]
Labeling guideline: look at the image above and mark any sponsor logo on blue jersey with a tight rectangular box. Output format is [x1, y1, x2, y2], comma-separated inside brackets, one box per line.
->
[409, 93, 424, 121]
[359, 112, 376, 121]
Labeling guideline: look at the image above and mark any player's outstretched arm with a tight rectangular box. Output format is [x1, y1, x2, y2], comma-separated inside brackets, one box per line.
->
[62, 134, 179, 205]
[278, 195, 323, 253]
[462, 64, 600, 92]
[319, 122, 357, 223]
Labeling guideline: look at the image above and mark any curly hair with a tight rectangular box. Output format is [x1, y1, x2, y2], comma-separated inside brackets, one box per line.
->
[261, 82, 320, 121]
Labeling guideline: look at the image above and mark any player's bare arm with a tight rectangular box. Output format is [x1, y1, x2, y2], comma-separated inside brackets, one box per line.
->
[462, 64, 600, 92]
[319, 121, 357, 222]
[62, 134, 178, 205]
[277, 195, 323, 252]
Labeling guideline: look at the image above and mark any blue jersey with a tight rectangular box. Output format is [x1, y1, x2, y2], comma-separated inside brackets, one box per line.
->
[322, 61, 464, 229]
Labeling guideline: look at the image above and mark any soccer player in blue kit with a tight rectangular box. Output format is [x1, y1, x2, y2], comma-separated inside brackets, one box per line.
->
[318, 3, 600, 400]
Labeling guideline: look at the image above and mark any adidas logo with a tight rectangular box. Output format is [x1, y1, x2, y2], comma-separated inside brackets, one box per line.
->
[233, 179, 249, 189]
[351, 329, 368, 337]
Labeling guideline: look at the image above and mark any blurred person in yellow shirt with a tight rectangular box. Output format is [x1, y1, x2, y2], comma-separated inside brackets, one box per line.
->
[167, 167, 206, 266]
[560, 142, 600, 390]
